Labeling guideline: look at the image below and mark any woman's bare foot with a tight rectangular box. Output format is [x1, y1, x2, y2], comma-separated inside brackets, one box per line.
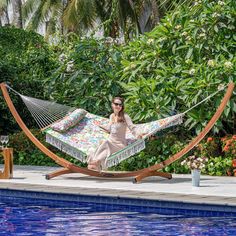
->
[87, 164, 101, 172]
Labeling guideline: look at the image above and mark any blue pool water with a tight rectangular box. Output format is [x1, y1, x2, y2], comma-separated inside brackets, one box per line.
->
[0, 196, 236, 236]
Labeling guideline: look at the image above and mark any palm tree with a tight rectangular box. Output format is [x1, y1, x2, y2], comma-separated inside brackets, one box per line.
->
[22, 0, 141, 37]
[0, 0, 10, 26]
[12, 0, 23, 28]
[23, 0, 99, 35]
[22, 0, 192, 38]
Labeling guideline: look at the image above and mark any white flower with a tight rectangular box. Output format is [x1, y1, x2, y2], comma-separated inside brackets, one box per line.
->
[224, 61, 233, 69]
[130, 63, 136, 69]
[228, 25, 235, 30]
[140, 54, 147, 60]
[186, 36, 192, 41]
[207, 59, 216, 67]
[218, 1, 225, 6]
[105, 37, 114, 44]
[147, 39, 154, 45]
[199, 33, 206, 38]
[66, 60, 74, 72]
[159, 37, 166, 42]
[59, 53, 67, 63]
[210, 162, 214, 166]
[190, 20, 195, 23]
[140, 55, 145, 60]
[181, 31, 188, 36]
[212, 13, 220, 18]
[175, 25, 182, 30]
[189, 68, 196, 75]
[181, 160, 186, 165]
[217, 84, 225, 91]
[192, 163, 197, 169]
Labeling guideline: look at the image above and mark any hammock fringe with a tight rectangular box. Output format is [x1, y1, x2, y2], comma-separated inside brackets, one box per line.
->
[46, 133, 87, 162]
[105, 139, 146, 168]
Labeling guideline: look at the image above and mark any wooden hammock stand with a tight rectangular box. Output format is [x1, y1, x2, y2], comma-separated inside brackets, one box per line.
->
[0, 82, 234, 183]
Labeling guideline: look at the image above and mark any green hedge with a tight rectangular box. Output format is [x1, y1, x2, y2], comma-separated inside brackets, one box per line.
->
[44, 36, 123, 117]
[120, 0, 236, 135]
[0, 27, 57, 133]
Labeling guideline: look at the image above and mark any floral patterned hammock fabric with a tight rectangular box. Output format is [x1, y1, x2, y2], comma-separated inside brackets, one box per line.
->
[45, 112, 183, 168]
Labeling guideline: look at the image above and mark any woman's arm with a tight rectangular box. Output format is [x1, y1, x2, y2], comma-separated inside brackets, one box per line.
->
[94, 114, 112, 133]
[125, 114, 147, 139]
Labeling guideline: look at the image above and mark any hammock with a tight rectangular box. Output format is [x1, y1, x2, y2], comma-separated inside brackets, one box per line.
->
[4, 85, 183, 167]
[5, 83, 226, 168]
[45, 112, 183, 167]
[1, 82, 234, 182]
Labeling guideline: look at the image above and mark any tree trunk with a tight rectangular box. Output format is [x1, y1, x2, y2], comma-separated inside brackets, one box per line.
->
[12, 0, 23, 28]
[4, 9, 10, 25]
[150, 0, 160, 26]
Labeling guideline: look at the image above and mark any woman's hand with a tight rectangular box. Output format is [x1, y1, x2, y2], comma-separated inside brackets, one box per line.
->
[137, 133, 147, 139]
[93, 120, 101, 126]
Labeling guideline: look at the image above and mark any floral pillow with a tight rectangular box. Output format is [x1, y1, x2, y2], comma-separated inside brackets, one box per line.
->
[51, 109, 87, 132]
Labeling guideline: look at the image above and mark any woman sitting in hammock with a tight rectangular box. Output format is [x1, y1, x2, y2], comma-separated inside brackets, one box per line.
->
[87, 97, 145, 171]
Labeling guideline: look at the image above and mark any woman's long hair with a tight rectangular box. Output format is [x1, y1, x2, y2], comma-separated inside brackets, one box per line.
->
[112, 97, 125, 123]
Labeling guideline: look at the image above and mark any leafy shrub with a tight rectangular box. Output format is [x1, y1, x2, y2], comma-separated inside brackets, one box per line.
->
[0, 27, 57, 133]
[221, 134, 236, 158]
[196, 135, 236, 158]
[196, 136, 222, 158]
[119, 0, 236, 135]
[204, 156, 233, 176]
[44, 36, 123, 117]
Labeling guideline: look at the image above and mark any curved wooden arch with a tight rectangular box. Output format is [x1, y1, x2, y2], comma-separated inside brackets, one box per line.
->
[0, 82, 234, 183]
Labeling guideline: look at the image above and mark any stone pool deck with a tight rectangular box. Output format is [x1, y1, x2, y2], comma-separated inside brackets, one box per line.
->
[0, 165, 236, 207]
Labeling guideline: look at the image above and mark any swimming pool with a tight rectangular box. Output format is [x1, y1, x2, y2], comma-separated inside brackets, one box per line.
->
[0, 191, 236, 236]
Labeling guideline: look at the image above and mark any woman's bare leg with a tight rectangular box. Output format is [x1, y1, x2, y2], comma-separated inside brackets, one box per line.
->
[87, 161, 101, 171]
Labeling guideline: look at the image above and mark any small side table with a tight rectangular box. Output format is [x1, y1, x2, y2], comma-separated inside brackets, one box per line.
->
[0, 148, 13, 179]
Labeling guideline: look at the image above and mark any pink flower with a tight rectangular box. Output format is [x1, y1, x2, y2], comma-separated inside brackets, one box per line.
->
[207, 137, 213, 142]
[223, 146, 230, 152]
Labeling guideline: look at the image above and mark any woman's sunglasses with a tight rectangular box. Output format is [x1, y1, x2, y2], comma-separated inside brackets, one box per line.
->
[113, 102, 123, 107]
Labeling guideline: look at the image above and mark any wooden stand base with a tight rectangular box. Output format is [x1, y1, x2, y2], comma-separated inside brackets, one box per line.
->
[0, 148, 13, 179]
[45, 167, 172, 183]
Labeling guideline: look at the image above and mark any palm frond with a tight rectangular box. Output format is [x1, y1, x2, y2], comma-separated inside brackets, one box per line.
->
[27, 1, 48, 30]
[63, 0, 78, 30]
[94, 0, 107, 21]
[22, 0, 39, 20]
[158, 0, 193, 11]
[63, 0, 97, 32]
[77, 0, 97, 29]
